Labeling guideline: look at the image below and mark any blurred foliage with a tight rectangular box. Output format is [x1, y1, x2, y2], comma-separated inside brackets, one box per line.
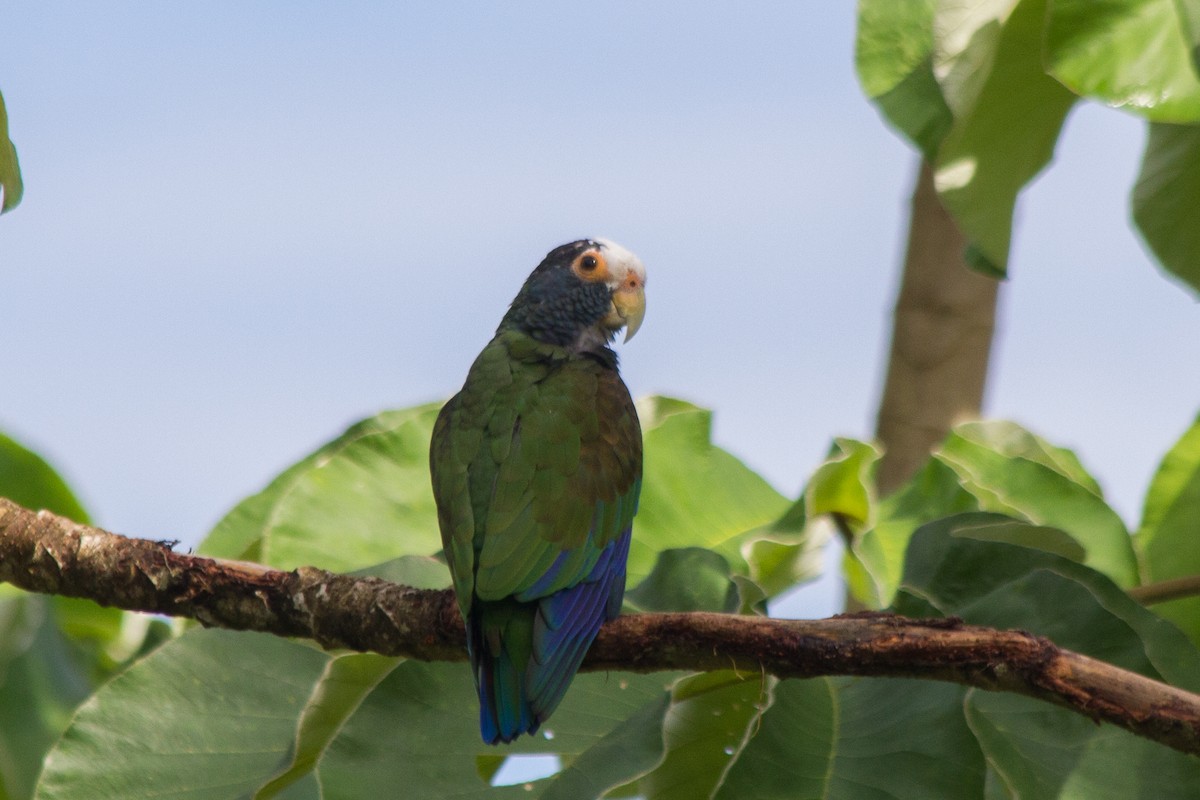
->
[0, 432, 164, 800]
[856, 0, 1200, 292]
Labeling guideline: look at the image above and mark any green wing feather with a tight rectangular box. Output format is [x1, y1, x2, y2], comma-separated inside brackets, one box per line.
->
[431, 330, 640, 615]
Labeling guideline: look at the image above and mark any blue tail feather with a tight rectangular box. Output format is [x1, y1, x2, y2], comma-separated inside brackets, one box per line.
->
[470, 527, 632, 744]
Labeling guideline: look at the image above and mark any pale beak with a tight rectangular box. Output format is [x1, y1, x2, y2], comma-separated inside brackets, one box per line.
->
[611, 283, 646, 342]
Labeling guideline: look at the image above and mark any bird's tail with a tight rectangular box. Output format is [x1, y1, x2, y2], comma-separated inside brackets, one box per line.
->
[469, 581, 612, 745]
[470, 602, 539, 745]
[470, 531, 631, 745]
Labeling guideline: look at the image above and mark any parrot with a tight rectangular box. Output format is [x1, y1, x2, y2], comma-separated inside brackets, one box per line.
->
[430, 238, 647, 744]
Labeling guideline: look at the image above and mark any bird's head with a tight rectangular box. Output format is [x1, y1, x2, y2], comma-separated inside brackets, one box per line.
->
[500, 238, 647, 351]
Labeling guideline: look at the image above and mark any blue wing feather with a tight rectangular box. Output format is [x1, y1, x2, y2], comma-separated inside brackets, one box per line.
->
[472, 527, 632, 743]
[527, 528, 631, 719]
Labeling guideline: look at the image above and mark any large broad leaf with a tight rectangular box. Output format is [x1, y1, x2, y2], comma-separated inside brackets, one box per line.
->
[967, 691, 1200, 799]
[855, 0, 953, 158]
[846, 457, 978, 608]
[933, 421, 1138, 586]
[319, 662, 676, 798]
[35, 624, 680, 800]
[932, 0, 1077, 275]
[1046, 0, 1200, 123]
[630, 397, 793, 585]
[896, 513, 1200, 690]
[859, 0, 1077, 275]
[36, 628, 336, 800]
[1132, 122, 1200, 296]
[735, 439, 870, 604]
[537, 693, 671, 800]
[1135, 411, 1200, 644]
[200, 398, 798, 591]
[846, 418, 1126, 607]
[34, 552, 700, 799]
[0, 90, 21, 214]
[630, 672, 773, 800]
[199, 405, 444, 571]
[857, 0, 1200, 291]
[714, 677, 984, 800]
[624, 548, 739, 614]
[894, 515, 1200, 795]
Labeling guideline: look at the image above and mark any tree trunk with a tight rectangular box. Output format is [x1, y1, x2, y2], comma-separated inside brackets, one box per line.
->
[874, 159, 1001, 495]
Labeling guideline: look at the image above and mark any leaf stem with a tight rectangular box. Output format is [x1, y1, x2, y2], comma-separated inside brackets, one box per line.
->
[1128, 575, 1200, 605]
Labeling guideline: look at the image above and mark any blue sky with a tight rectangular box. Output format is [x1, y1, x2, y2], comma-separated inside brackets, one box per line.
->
[3, 3, 1199, 618]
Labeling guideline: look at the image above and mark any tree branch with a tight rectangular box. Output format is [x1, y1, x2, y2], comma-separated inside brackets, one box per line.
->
[3, 497, 1200, 756]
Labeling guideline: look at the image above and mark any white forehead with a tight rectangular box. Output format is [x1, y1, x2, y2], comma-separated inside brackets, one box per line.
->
[593, 238, 647, 282]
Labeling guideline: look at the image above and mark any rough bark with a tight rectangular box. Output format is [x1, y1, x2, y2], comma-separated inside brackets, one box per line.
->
[874, 159, 1000, 495]
[3, 497, 1200, 756]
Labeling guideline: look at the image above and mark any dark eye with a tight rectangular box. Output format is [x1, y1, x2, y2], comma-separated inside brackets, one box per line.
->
[580, 255, 598, 271]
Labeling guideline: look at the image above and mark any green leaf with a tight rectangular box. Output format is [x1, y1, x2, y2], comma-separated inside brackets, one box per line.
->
[0, 90, 22, 214]
[715, 677, 985, 800]
[638, 672, 773, 800]
[855, 0, 937, 98]
[930, 0, 1013, 116]
[1132, 122, 1200, 296]
[1047, 0, 1200, 123]
[38, 619, 682, 798]
[199, 404, 444, 570]
[935, 421, 1138, 586]
[36, 628, 333, 800]
[1180, 0, 1200, 75]
[847, 457, 977, 607]
[967, 690, 1200, 799]
[951, 519, 1086, 563]
[0, 596, 97, 800]
[50, 596, 166, 681]
[855, 0, 952, 157]
[740, 517, 819, 603]
[730, 438, 874, 604]
[1136, 411, 1200, 644]
[805, 438, 879, 531]
[0, 432, 89, 524]
[315, 662, 678, 798]
[932, 0, 1078, 275]
[626, 397, 793, 585]
[896, 514, 1200, 691]
[538, 693, 671, 800]
[894, 515, 1200, 794]
[202, 397, 797, 593]
[309, 660, 525, 798]
[352, 554, 452, 589]
[741, 494, 825, 600]
[625, 548, 739, 613]
[952, 419, 1102, 492]
[256, 653, 398, 799]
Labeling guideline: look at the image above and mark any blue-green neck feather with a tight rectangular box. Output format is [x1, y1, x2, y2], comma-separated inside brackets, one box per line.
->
[499, 244, 613, 349]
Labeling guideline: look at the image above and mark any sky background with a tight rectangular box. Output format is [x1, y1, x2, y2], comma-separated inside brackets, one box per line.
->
[3, 3, 1199, 621]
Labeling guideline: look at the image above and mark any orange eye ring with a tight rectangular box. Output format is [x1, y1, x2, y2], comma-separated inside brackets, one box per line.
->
[571, 249, 610, 282]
